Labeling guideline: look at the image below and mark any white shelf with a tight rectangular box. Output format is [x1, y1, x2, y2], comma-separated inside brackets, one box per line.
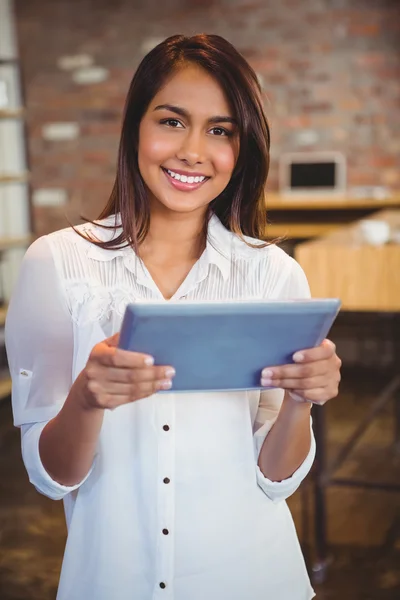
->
[0, 234, 33, 251]
[0, 172, 29, 183]
[0, 108, 25, 119]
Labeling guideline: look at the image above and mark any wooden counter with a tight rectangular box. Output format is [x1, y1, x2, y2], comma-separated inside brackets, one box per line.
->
[264, 193, 400, 240]
[265, 192, 400, 211]
[295, 210, 400, 312]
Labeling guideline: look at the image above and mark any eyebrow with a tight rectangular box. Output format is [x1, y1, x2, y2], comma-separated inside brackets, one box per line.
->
[154, 103, 237, 125]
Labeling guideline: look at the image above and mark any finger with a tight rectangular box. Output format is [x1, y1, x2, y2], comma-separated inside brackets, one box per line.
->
[261, 361, 327, 382]
[87, 378, 172, 404]
[262, 375, 328, 390]
[291, 387, 333, 404]
[102, 365, 175, 384]
[94, 345, 155, 369]
[287, 391, 312, 404]
[93, 390, 157, 410]
[292, 339, 336, 364]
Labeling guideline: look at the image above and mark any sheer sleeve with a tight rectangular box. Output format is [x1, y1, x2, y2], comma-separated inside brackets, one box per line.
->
[279, 256, 312, 300]
[5, 235, 73, 426]
[253, 257, 316, 502]
[5, 236, 98, 501]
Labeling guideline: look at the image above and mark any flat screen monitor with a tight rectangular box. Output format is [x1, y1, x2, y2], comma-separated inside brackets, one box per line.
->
[279, 151, 346, 197]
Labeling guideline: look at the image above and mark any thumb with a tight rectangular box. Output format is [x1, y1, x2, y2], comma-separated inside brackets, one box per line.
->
[105, 332, 120, 348]
[322, 338, 336, 354]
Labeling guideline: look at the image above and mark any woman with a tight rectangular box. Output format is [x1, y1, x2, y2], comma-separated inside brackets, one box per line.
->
[6, 34, 341, 599]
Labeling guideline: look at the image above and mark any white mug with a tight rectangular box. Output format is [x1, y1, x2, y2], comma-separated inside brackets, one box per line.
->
[359, 219, 390, 246]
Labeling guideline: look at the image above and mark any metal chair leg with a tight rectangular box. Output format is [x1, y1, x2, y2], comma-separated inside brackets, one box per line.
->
[394, 383, 400, 454]
[311, 405, 329, 584]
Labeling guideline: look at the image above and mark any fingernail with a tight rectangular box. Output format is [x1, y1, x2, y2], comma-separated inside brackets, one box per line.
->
[144, 356, 155, 366]
[165, 367, 176, 378]
[261, 378, 272, 387]
[293, 352, 304, 363]
[261, 369, 273, 378]
[159, 379, 172, 390]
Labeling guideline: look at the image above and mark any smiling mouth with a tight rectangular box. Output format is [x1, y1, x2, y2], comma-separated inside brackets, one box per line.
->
[162, 167, 210, 190]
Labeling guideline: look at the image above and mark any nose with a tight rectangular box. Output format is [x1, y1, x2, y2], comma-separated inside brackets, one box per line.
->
[176, 129, 205, 166]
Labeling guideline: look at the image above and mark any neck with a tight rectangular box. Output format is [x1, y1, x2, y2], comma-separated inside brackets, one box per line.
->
[140, 203, 209, 264]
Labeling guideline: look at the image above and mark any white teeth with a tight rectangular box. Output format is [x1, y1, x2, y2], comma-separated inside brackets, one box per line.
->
[166, 169, 206, 183]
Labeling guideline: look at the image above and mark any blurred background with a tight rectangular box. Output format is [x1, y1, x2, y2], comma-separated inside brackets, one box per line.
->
[0, 0, 399, 598]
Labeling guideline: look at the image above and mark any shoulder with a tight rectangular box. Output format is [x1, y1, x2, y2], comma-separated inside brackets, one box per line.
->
[228, 227, 297, 274]
[208, 212, 304, 273]
[209, 215, 308, 297]
[232, 234, 307, 289]
[47, 215, 120, 245]
[209, 213, 290, 264]
[44, 215, 124, 259]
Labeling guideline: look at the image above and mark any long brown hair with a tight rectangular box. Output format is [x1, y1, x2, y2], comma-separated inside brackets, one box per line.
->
[80, 34, 271, 250]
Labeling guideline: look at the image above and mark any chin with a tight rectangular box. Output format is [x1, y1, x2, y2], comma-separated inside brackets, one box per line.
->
[154, 192, 211, 214]
[163, 201, 209, 214]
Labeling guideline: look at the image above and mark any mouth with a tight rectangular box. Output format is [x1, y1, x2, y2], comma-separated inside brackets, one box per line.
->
[161, 167, 210, 191]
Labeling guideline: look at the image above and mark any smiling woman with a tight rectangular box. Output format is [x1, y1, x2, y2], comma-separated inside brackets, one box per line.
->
[5, 33, 342, 600]
[152, 98, 236, 191]
[138, 65, 238, 218]
[77, 33, 270, 252]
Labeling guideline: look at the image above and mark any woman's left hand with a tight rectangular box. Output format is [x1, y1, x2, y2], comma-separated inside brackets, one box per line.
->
[260, 339, 342, 405]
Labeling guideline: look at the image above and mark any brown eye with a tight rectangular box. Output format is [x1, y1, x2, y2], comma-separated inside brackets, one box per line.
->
[160, 118, 183, 128]
[209, 127, 231, 137]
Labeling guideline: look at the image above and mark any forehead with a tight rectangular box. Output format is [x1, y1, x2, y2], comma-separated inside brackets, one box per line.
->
[149, 64, 233, 117]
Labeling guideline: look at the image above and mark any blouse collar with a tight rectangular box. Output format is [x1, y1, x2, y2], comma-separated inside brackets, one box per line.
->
[85, 212, 232, 281]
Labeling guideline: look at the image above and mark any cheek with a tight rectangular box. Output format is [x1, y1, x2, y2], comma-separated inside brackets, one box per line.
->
[213, 144, 237, 179]
[138, 124, 174, 168]
[138, 139, 165, 169]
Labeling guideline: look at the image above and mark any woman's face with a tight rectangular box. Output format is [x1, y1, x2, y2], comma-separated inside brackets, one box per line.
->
[138, 64, 239, 216]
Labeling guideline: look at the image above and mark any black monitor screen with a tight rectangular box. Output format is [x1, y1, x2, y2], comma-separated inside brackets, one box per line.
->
[290, 162, 336, 188]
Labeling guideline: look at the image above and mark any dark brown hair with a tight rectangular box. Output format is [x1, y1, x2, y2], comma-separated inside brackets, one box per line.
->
[81, 33, 271, 250]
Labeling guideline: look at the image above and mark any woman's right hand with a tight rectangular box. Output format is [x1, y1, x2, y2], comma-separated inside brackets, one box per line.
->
[79, 333, 175, 411]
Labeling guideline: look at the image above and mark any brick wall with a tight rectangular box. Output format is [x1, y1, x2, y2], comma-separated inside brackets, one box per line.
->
[15, 0, 400, 236]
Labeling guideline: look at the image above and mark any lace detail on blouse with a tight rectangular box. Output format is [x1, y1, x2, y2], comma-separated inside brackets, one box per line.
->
[44, 215, 309, 325]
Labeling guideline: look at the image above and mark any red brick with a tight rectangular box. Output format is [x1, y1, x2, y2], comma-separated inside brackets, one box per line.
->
[13, 0, 400, 234]
[349, 23, 381, 37]
[302, 102, 332, 113]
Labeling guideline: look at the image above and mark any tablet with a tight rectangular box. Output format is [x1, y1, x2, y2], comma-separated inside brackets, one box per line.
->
[118, 299, 341, 392]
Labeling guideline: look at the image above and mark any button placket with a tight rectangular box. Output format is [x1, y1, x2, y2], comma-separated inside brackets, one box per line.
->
[154, 392, 175, 597]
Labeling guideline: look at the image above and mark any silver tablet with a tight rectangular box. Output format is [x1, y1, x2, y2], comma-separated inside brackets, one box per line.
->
[119, 299, 341, 392]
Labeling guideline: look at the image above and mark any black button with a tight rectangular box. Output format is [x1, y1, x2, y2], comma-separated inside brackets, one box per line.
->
[162, 528, 169, 535]
[163, 477, 170, 484]
[163, 425, 170, 431]
[159, 582, 166, 589]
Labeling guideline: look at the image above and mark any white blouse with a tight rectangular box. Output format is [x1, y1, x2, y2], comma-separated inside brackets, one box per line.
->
[6, 214, 316, 600]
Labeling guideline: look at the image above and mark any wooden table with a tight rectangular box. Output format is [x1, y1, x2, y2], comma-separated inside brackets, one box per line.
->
[0, 376, 11, 402]
[294, 209, 400, 581]
[0, 305, 6, 327]
[295, 209, 400, 311]
[265, 194, 400, 240]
